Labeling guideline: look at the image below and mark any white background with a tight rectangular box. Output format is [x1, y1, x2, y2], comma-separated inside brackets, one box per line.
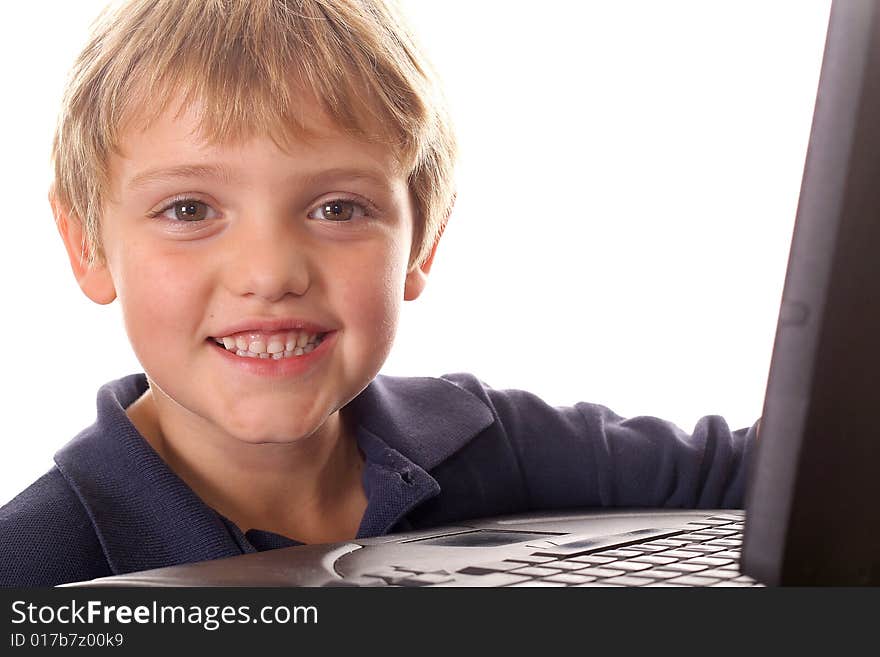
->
[0, 1, 831, 505]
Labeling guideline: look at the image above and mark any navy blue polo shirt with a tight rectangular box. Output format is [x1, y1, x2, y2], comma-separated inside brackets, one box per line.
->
[0, 372, 757, 587]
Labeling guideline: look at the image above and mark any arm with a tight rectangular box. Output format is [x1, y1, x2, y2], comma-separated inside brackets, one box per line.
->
[442, 373, 758, 510]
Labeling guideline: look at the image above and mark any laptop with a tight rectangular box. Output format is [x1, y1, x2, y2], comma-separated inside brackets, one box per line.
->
[65, 0, 878, 588]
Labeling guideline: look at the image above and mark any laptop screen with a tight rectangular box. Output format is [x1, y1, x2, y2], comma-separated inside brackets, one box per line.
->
[741, 0, 880, 585]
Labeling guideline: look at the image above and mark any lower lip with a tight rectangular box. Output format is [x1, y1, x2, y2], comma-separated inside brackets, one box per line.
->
[207, 331, 336, 378]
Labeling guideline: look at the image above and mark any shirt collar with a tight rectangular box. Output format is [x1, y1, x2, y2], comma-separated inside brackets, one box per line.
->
[53, 374, 241, 575]
[53, 373, 494, 576]
[345, 373, 495, 471]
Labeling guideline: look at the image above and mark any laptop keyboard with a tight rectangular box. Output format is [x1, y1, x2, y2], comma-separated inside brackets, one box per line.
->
[356, 512, 761, 587]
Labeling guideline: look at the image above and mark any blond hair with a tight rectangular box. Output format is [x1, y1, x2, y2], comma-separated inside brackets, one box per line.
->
[51, 0, 456, 268]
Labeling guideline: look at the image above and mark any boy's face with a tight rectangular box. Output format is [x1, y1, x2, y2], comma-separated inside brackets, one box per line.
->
[58, 99, 433, 445]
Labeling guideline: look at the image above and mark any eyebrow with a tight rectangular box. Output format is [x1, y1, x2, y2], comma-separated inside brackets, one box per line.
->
[126, 164, 396, 193]
[127, 164, 242, 191]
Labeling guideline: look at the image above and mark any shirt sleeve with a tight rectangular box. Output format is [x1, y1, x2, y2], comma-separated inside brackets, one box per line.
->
[441, 373, 757, 510]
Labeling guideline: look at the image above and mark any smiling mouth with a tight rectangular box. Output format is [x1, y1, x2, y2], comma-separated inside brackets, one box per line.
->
[209, 329, 329, 360]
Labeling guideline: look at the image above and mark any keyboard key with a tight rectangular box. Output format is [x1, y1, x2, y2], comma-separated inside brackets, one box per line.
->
[575, 566, 627, 578]
[697, 528, 741, 537]
[546, 560, 602, 571]
[458, 566, 503, 575]
[665, 575, 721, 586]
[685, 556, 735, 567]
[645, 539, 689, 548]
[645, 581, 689, 587]
[712, 550, 741, 560]
[698, 568, 740, 579]
[628, 543, 674, 553]
[657, 562, 709, 573]
[710, 580, 758, 587]
[706, 538, 742, 547]
[633, 555, 678, 565]
[591, 549, 645, 558]
[675, 544, 726, 555]
[674, 532, 720, 541]
[601, 575, 655, 586]
[507, 580, 568, 587]
[567, 555, 617, 565]
[545, 573, 599, 585]
[637, 569, 682, 579]
[656, 549, 704, 559]
[608, 560, 654, 572]
[511, 566, 565, 577]
[571, 582, 624, 587]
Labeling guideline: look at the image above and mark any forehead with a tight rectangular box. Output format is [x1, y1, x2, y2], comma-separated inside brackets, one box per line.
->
[109, 95, 407, 198]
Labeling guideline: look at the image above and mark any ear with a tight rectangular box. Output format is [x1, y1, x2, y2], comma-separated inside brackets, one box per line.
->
[403, 236, 440, 301]
[404, 196, 453, 301]
[50, 188, 117, 305]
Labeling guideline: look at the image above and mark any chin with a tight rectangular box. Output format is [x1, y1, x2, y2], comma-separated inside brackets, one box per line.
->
[214, 402, 324, 443]
[225, 423, 316, 445]
[229, 428, 312, 445]
[237, 435, 308, 446]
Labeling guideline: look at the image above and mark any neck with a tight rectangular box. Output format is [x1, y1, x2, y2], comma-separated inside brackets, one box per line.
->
[125, 385, 367, 544]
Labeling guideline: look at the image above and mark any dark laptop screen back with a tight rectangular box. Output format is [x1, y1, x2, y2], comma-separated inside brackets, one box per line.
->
[741, 0, 880, 585]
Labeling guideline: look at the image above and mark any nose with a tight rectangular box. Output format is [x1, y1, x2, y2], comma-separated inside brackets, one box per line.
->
[222, 218, 311, 302]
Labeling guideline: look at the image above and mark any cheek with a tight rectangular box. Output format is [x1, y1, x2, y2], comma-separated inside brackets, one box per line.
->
[336, 246, 408, 345]
[113, 247, 211, 345]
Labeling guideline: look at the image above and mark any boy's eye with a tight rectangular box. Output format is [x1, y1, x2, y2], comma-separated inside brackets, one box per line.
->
[309, 199, 367, 222]
[320, 200, 353, 222]
[172, 199, 209, 222]
[149, 198, 215, 222]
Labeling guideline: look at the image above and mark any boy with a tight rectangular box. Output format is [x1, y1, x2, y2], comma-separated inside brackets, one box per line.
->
[0, 0, 757, 587]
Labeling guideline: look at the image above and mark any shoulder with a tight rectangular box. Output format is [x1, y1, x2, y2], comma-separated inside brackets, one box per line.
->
[367, 371, 594, 443]
[374, 370, 577, 417]
[438, 372, 599, 439]
[360, 370, 579, 449]
[432, 373, 757, 510]
[0, 467, 110, 587]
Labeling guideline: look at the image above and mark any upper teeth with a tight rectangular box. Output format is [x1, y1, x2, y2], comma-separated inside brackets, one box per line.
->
[213, 330, 324, 358]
